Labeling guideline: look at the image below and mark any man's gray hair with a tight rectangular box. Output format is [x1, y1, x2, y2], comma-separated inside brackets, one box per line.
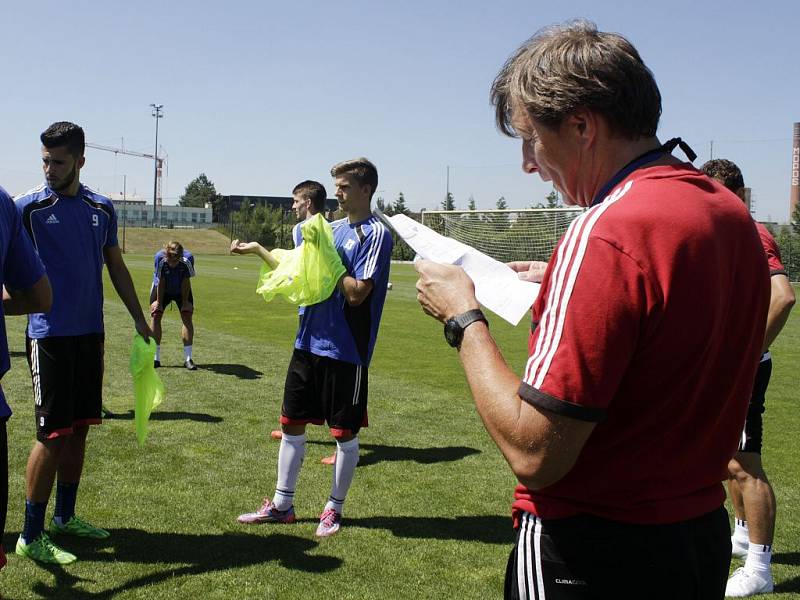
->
[491, 20, 662, 140]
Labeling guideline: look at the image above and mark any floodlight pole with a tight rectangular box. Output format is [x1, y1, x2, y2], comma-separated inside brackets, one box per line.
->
[122, 174, 127, 253]
[150, 103, 164, 227]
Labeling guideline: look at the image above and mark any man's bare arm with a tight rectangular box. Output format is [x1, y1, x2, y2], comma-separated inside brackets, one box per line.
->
[2, 275, 52, 315]
[763, 274, 795, 352]
[458, 322, 595, 489]
[415, 259, 595, 489]
[338, 275, 373, 306]
[104, 246, 151, 341]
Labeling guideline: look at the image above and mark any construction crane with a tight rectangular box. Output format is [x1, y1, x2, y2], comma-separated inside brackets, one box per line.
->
[85, 142, 167, 214]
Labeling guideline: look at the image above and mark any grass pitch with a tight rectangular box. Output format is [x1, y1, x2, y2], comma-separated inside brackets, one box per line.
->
[117, 227, 232, 255]
[0, 256, 798, 598]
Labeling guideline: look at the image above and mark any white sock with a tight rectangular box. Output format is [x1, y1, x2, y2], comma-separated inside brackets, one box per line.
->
[325, 437, 359, 514]
[155, 345, 161, 361]
[733, 518, 749, 546]
[273, 433, 305, 511]
[745, 543, 772, 575]
[183, 345, 192, 360]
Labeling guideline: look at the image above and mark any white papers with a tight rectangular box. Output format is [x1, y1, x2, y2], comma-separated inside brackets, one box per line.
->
[381, 213, 539, 325]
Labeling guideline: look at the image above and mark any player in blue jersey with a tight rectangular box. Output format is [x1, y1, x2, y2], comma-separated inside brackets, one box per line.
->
[269, 180, 329, 442]
[236, 158, 393, 537]
[150, 241, 197, 370]
[0, 186, 52, 570]
[14, 122, 151, 564]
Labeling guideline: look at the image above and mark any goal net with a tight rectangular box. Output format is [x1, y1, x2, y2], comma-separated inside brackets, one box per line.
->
[420, 208, 584, 263]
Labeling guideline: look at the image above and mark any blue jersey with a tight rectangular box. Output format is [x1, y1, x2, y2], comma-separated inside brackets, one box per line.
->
[293, 218, 308, 316]
[292, 221, 304, 248]
[152, 249, 195, 296]
[295, 216, 393, 366]
[0, 186, 46, 416]
[16, 183, 118, 338]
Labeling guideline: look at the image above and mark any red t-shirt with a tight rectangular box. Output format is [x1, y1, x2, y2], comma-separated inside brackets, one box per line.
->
[513, 164, 770, 524]
[755, 222, 786, 276]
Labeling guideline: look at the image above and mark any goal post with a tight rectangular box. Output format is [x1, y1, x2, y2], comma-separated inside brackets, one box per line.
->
[420, 208, 584, 263]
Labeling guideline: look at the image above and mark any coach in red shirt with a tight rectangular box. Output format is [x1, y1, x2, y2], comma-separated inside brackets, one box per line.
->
[415, 21, 770, 599]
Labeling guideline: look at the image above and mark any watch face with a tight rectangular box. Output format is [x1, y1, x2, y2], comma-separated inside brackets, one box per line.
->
[444, 318, 462, 347]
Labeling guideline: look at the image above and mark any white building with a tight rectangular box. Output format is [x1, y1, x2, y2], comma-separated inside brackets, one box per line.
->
[106, 193, 213, 228]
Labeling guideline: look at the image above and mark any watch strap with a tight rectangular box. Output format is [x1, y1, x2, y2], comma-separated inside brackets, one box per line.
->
[453, 309, 487, 331]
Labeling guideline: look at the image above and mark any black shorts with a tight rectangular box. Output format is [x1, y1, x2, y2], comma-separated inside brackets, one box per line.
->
[26, 334, 104, 442]
[505, 507, 731, 600]
[150, 286, 194, 312]
[280, 349, 368, 438]
[738, 358, 771, 454]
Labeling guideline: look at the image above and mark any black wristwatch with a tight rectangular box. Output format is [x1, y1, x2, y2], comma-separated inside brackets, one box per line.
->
[444, 309, 488, 348]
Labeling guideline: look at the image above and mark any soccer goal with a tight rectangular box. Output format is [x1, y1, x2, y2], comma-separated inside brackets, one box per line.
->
[420, 208, 584, 263]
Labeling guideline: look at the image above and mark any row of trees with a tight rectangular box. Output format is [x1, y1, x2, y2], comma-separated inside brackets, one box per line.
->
[180, 172, 564, 220]
[375, 192, 410, 216]
[440, 190, 561, 211]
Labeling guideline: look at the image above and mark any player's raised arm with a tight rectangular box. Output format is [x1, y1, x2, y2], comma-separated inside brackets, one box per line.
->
[230, 239, 278, 269]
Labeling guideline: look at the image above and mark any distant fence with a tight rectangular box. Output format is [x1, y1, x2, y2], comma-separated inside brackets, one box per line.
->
[218, 208, 416, 258]
[217, 208, 295, 250]
[118, 218, 216, 230]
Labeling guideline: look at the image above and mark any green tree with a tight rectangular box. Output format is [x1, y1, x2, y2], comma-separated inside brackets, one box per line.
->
[442, 192, 455, 211]
[393, 192, 410, 216]
[531, 190, 560, 209]
[490, 196, 510, 230]
[376, 196, 386, 213]
[467, 195, 476, 211]
[181, 173, 224, 219]
[792, 201, 800, 235]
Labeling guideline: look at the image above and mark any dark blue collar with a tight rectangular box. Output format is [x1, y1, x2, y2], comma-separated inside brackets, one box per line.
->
[590, 138, 697, 207]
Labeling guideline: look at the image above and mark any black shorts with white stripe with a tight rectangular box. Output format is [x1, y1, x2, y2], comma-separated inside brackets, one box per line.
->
[504, 507, 730, 599]
[738, 357, 771, 454]
[280, 349, 368, 438]
[25, 333, 104, 442]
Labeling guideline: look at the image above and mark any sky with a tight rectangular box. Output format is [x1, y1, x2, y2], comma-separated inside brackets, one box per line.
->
[2, 0, 798, 222]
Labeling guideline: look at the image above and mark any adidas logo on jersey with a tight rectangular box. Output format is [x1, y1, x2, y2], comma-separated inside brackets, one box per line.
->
[45, 214, 59, 224]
